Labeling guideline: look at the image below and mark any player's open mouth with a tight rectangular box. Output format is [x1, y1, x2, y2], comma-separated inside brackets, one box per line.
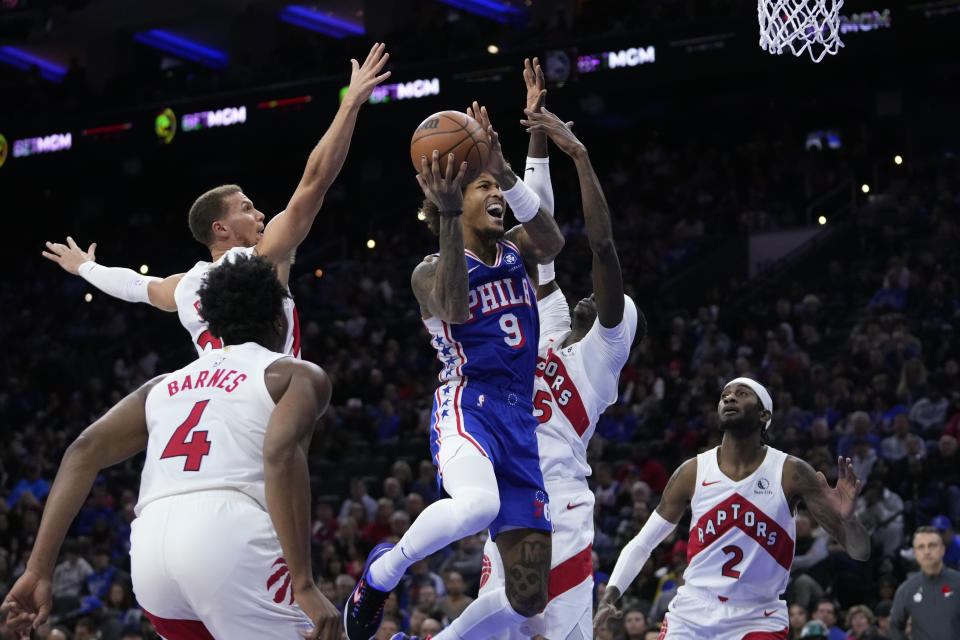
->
[723, 407, 739, 415]
[486, 202, 504, 219]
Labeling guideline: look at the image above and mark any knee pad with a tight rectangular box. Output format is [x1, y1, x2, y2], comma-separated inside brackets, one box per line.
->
[450, 488, 500, 534]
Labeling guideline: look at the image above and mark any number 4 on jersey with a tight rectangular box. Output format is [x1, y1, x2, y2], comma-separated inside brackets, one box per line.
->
[161, 400, 212, 471]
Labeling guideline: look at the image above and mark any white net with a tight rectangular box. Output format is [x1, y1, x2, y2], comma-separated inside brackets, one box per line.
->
[758, 0, 844, 63]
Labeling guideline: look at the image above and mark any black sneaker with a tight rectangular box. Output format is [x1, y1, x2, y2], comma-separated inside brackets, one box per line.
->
[343, 542, 393, 640]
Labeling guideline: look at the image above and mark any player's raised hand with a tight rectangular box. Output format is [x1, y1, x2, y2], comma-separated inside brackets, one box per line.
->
[466, 101, 508, 176]
[42, 236, 97, 275]
[341, 42, 391, 109]
[1, 568, 53, 632]
[295, 584, 343, 640]
[523, 57, 547, 113]
[520, 108, 582, 158]
[818, 456, 861, 521]
[416, 150, 467, 214]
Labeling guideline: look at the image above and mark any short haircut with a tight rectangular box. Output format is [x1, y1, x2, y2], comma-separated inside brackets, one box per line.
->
[914, 525, 943, 543]
[198, 253, 288, 346]
[188, 184, 242, 246]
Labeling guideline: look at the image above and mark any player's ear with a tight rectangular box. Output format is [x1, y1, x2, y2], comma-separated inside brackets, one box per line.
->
[759, 408, 772, 424]
[211, 219, 231, 240]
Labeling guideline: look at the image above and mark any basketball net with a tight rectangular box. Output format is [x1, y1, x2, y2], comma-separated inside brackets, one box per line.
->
[758, 0, 844, 62]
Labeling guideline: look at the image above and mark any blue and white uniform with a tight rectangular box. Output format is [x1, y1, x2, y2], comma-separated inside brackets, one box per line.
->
[423, 240, 550, 539]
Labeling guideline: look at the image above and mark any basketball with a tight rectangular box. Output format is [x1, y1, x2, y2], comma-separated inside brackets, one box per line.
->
[410, 111, 490, 184]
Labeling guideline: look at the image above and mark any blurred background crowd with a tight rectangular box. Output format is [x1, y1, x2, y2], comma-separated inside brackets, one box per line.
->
[2, 0, 959, 639]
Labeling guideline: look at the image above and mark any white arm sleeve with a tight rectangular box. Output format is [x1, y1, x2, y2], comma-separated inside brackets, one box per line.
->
[525, 156, 556, 285]
[524, 156, 553, 216]
[77, 261, 160, 304]
[607, 510, 677, 594]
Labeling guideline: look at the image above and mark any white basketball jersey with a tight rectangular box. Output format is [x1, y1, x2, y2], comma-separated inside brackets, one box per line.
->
[684, 446, 796, 602]
[174, 246, 300, 358]
[136, 342, 289, 515]
[533, 291, 638, 481]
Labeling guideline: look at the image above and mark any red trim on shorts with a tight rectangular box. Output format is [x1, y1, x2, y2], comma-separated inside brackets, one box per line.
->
[453, 380, 487, 457]
[657, 616, 668, 640]
[742, 629, 788, 640]
[547, 544, 593, 601]
[142, 609, 215, 640]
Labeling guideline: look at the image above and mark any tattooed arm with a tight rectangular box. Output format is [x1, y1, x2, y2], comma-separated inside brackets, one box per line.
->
[783, 456, 870, 561]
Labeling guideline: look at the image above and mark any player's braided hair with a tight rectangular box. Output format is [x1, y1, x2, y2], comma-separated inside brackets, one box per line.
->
[198, 253, 289, 346]
[188, 184, 243, 246]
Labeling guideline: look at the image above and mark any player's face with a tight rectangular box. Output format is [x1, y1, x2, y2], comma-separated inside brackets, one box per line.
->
[717, 383, 764, 434]
[461, 173, 505, 240]
[571, 294, 598, 332]
[219, 192, 265, 247]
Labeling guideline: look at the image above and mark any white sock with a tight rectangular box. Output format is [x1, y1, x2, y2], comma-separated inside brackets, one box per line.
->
[432, 588, 526, 640]
[368, 456, 499, 591]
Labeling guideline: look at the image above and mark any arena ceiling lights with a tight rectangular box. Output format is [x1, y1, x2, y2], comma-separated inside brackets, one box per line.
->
[0, 46, 66, 82]
[278, 6, 365, 39]
[437, 0, 527, 24]
[133, 30, 228, 69]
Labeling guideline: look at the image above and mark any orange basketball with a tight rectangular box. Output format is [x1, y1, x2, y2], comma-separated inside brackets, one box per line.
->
[410, 111, 490, 184]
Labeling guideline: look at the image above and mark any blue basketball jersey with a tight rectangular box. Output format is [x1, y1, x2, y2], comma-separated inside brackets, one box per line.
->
[422, 240, 540, 397]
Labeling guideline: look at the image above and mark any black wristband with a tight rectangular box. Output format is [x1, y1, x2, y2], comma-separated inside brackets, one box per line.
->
[439, 209, 463, 218]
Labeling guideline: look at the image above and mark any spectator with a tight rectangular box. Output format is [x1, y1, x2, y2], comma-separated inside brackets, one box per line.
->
[790, 603, 810, 639]
[873, 601, 893, 638]
[6, 460, 50, 509]
[880, 414, 924, 462]
[437, 570, 473, 621]
[857, 478, 905, 560]
[410, 460, 439, 504]
[623, 606, 648, 640]
[334, 574, 357, 609]
[85, 547, 125, 599]
[75, 483, 114, 537]
[74, 617, 96, 640]
[374, 615, 400, 640]
[811, 598, 847, 640]
[927, 435, 960, 525]
[843, 604, 878, 639]
[420, 617, 443, 637]
[801, 620, 830, 639]
[338, 478, 377, 523]
[889, 526, 960, 640]
[51, 539, 93, 601]
[931, 515, 960, 568]
[311, 499, 340, 544]
[361, 497, 395, 544]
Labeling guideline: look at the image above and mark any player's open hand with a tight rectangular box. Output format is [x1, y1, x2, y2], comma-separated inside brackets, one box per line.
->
[1, 568, 53, 632]
[819, 456, 861, 521]
[42, 236, 97, 275]
[342, 42, 391, 109]
[466, 101, 508, 176]
[295, 584, 343, 640]
[523, 57, 547, 113]
[416, 150, 467, 214]
[520, 108, 582, 158]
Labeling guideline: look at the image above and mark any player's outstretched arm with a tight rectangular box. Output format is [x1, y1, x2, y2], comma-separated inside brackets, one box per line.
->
[594, 458, 696, 635]
[784, 455, 870, 561]
[43, 236, 183, 311]
[256, 43, 390, 264]
[1, 378, 158, 632]
[522, 108, 624, 328]
[467, 101, 564, 265]
[411, 151, 471, 323]
[262, 359, 338, 640]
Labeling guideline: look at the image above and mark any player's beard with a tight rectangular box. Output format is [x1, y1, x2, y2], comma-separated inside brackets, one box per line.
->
[719, 412, 763, 437]
[481, 225, 505, 242]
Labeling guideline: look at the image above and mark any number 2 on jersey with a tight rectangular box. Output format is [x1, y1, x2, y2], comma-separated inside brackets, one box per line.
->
[499, 312, 526, 348]
[161, 400, 212, 472]
[720, 544, 744, 579]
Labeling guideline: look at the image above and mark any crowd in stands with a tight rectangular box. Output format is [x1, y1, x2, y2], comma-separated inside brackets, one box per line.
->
[1, 80, 959, 639]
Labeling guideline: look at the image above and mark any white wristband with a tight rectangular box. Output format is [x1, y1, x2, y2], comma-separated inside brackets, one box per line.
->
[78, 261, 159, 305]
[524, 156, 554, 216]
[607, 510, 677, 595]
[537, 262, 555, 285]
[502, 177, 541, 223]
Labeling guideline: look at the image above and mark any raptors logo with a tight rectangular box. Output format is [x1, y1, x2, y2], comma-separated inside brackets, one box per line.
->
[267, 557, 295, 605]
[480, 554, 492, 589]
